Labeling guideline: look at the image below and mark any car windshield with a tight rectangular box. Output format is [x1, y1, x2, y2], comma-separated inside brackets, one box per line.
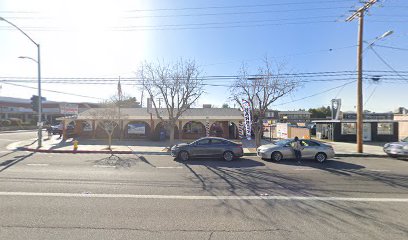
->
[402, 137, 408, 142]
[275, 139, 292, 146]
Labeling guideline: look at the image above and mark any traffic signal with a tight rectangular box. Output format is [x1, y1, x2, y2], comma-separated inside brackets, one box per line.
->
[30, 95, 46, 112]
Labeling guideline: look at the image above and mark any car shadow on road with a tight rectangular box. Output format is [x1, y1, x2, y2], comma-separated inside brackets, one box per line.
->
[174, 157, 265, 169]
[269, 158, 365, 176]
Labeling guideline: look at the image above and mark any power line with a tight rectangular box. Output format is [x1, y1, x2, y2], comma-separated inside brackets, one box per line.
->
[117, 15, 338, 29]
[127, 0, 356, 12]
[124, 7, 351, 19]
[369, 46, 408, 83]
[374, 44, 408, 51]
[1, 82, 105, 100]
[274, 80, 357, 106]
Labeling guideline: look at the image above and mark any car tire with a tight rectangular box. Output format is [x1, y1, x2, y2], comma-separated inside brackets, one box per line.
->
[178, 151, 189, 161]
[223, 151, 234, 161]
[271, 151, 283, 162]
[315, 152, 327, 163]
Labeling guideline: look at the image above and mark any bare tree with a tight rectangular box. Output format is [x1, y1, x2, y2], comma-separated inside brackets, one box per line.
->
[90, 101, 127, 150]
[138, 59, 204, 146]
[231, 58, 299, 147]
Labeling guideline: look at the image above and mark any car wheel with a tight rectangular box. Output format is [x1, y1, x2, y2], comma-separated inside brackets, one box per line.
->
[315, 152, 327, 163]
[271, 151, 283, 162]
[223, 151, 234, 161]
[178, 151, 189, 161]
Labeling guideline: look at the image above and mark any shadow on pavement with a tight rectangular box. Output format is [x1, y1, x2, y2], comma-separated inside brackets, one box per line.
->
[271, 158, 365, 170]
[175, 157, 265, 169]
[0, 152, 35, 173]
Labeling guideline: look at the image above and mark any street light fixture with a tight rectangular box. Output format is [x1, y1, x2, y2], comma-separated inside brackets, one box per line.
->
[367, 30, 394, 47]
[18, 56, 38, 63]
[0, 16, 43, 148]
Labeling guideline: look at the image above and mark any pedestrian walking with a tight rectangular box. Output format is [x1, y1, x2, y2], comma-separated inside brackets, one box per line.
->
[291, 136, 303, 164]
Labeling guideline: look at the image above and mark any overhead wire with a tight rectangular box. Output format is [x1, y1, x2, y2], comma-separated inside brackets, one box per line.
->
[127, 0, 357, 12]
[369, 46, 408, 83]
[1, 82, 105, 100]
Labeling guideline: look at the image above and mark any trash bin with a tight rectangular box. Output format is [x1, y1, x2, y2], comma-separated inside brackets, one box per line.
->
[160, 131, 165, 141]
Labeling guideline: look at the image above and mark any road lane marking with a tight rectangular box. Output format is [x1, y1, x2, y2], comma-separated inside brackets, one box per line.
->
[1, 192, 408, 202]
[293, 168, 318, 171]
[369, 169, 391, 172]
[156, 166, 183, 169]
[26, 164, 49, 166]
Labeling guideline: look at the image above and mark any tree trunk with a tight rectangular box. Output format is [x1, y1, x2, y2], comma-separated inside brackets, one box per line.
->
[255, 127, 261, 148]
[108, 134, 112, 150]
[168, 125, 175, 147]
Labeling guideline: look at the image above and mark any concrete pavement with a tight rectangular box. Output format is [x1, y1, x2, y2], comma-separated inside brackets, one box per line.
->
[1, 152, 408, 240]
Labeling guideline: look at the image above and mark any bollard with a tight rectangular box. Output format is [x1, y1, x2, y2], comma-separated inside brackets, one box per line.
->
[73, 139, 79, 151]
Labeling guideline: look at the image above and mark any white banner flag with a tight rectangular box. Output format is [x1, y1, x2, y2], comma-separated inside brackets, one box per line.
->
[242, 99, 252, 140]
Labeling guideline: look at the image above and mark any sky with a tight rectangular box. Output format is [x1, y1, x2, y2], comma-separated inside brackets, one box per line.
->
[0, 0, 407, 112]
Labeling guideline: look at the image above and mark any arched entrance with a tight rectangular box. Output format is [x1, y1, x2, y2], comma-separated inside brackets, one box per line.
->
[125, 121, 151, 139]
[228, 122, 239, 139]
[154, 122, 179, 140]
[182, 121, 206, 139]
[209, 121, 225, 137]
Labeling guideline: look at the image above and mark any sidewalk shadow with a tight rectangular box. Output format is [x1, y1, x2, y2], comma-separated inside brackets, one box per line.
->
[0, 152, 35, 173]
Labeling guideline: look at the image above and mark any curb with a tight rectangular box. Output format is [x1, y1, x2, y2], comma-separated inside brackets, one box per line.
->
[17, 147, 389, 158]
[335, 153, 388, 158]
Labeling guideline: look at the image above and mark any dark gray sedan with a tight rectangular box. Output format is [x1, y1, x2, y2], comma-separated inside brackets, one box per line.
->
[171, 137, 244, 161]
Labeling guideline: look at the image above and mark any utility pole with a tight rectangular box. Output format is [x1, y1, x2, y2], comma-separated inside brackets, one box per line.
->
[346, 0, 377, 153]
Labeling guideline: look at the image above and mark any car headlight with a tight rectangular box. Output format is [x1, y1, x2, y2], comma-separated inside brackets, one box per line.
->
[403, 145, 408, 150]
[384, 143, 390, 148]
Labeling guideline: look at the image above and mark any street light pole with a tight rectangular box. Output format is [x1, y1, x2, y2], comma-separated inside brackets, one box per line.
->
[0, 16, 43, 147]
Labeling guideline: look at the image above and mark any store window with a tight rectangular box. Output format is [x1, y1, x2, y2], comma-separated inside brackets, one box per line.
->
[341, 123, 356, 135]
[377, 123, 393, 135]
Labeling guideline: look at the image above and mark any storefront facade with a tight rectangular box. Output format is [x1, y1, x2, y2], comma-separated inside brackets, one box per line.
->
[61, 108, 243, 140]
[314, 120, 398, 142]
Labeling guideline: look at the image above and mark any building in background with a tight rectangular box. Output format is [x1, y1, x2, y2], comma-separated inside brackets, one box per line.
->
[394, 107, 408, 140]
[313, 112, 398, 142]
[0, 96, 99, 124]
[278, 111, 312, 125]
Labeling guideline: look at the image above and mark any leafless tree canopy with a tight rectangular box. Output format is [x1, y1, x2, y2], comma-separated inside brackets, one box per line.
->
[139, 59, 203, 120]
[90, 101, 127, 150]
[230, 58, 299, 146]
[138, 59, 204, 144]
[231, 60, 298, 112]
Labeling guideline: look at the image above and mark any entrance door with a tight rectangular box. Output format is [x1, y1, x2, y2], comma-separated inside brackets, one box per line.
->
[363, 123, 372, 142]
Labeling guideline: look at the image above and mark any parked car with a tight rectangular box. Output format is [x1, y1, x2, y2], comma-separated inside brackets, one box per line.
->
[171, 137, 244, 161]
[257, 138, 335, 162]
[50, 123, 76, 137]
[383, 137, 408, 158]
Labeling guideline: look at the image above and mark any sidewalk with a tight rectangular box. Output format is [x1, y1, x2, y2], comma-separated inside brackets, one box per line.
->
[10, 135, 388, 157]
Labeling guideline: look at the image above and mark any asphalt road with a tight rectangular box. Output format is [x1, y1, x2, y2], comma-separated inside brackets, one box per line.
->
[1, 131, 408, 239]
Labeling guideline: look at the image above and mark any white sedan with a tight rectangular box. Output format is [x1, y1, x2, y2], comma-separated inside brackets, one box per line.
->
[257, 139, 335, 162]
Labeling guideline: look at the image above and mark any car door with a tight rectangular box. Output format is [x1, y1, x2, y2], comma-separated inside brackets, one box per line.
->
[209, 139, 227, 157]
[281, 141, 295, 159]
[300, 140, 319, 159]
[190, 139, 212, 158]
